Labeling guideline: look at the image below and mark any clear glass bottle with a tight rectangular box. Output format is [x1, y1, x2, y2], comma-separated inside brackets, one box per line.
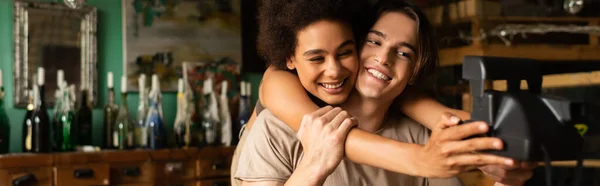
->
[135, 74, 148, 148]
[201, 78, 220, 146]
[146, 74, 166, 149]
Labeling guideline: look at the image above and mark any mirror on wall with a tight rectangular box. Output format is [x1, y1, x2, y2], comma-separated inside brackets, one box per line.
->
[13, 1, 97, 108]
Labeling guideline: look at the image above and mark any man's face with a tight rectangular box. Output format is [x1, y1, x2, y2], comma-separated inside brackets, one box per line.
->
[355, 11, 418, 101]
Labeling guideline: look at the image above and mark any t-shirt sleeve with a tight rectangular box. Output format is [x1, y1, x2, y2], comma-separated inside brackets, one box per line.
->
[234, 110, 303, 183]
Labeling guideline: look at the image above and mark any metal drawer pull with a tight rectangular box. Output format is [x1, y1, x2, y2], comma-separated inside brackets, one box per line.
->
[12, 173, 37, 186]
[73, 168, 94, 178]
[124, 167, 140, 177]
[212, 181, 229, 186]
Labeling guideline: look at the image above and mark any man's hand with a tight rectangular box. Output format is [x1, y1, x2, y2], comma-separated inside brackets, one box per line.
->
[416, 112, 515, 178]
[294, 106, 357, 184]
[479, 161, 537, 186]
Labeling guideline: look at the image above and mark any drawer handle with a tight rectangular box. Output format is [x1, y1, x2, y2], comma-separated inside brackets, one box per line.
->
[212, 181, 229, 186]
[12, 174, 37, 186]
[123, 167, 140, 177]
[73, 169, 94, 178]
[211, 161, 226, 170]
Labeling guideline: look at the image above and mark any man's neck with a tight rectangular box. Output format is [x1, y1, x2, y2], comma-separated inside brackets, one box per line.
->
[340, 90, 393, 132]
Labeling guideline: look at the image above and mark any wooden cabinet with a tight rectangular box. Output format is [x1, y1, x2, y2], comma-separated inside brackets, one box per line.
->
[0, 147, 235, 186]
[53, 152, 110, 185]
[0, 153, 53, 186]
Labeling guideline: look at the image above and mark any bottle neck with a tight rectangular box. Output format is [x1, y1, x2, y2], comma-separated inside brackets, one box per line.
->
[120, 92, 128, 108]
[108, 88, 116, 105]
[39, 85, 46, 107]
[79, 90, 88, 109]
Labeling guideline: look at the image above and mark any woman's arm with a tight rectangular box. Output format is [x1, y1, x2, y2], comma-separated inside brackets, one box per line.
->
[254, 66, 423, 175]
[397, 88, 470, 130]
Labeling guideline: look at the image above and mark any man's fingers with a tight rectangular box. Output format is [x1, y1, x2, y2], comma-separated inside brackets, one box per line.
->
[438, 121, 489, 141]
[437, 112, 462, 130]
[441, 137, 503, 155]
[448, 153, 514, 168]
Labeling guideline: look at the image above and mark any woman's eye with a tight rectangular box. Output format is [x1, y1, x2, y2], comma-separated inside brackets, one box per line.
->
[338, 50, 353, 56]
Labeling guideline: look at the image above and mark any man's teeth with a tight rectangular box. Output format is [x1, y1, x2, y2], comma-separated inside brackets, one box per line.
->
[322, 82, 343, 89]
[367, 69, 391, 81]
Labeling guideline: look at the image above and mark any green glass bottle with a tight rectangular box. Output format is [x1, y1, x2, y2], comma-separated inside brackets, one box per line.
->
[0, 69, 10, 154]
[113, 76, 134, 149]
[103, 72, 119, 149]
[54, 81, 75, 152]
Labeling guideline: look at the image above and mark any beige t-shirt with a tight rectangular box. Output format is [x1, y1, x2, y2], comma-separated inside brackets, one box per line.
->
[234, 109, 464, 186]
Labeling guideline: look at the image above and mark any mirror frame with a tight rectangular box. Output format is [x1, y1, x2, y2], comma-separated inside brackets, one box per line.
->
[13, 1, 98, 108]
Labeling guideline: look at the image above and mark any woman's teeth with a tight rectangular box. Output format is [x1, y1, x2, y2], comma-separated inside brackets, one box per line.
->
[367, 69, 391, 81]
[321, 82, 343, 89]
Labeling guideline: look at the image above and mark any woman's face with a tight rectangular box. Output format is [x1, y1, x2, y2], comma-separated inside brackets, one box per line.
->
[286, 20, 359, 105]
[355, 11, 418, 102]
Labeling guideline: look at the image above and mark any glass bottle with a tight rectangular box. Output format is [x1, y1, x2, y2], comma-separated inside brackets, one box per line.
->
[75, 89, 93, 146]
[0, 69, 10, 154]
[51, 70, 64, 151]
[174, 78, 187, 147]
[31, 68, 51, 153]
[22, 88, 34, 153]
[135, 74, 148, 148]
[55, 80, 75, 152]
[103, 72, 119, 149]
[146, 74, 166, 149]
[202, 78, 220, 146]
[113, 76, 134, 149]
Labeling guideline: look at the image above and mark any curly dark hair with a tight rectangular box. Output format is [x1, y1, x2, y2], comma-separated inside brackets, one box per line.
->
[256, 0, 368, 70]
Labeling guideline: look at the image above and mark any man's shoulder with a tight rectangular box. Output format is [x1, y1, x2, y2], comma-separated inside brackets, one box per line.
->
[252, 109, 299, 140]
[381, 114, 430, 144]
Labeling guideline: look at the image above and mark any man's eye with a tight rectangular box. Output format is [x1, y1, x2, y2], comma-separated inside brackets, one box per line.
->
[367, 40, 380, 45]
[310, 57, 324, 61]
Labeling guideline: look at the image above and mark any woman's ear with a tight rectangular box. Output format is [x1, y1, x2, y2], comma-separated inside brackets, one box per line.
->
[286, 58, 296, 70]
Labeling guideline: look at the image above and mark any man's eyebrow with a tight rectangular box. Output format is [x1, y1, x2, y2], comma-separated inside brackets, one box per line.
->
[398, 42, 417, 54]
[368, 30, 385, 38]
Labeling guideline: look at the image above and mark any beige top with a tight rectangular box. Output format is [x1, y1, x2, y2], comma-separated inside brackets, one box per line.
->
[234, 109, 464, 186]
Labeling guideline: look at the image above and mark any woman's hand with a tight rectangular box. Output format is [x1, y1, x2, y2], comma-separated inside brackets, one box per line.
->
[295, 106, 357, 180]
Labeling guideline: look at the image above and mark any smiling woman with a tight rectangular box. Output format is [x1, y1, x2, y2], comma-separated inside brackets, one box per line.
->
[285, 19, 358, 105]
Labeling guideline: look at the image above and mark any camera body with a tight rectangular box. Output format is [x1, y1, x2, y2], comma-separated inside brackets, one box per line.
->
[462, 56, 584, 161]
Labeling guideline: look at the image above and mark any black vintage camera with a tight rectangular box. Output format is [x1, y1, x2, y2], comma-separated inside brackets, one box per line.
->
[461, 56, 584, 162]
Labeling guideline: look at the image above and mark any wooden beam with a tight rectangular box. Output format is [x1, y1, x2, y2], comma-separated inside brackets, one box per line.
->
[440, 44, 600, 67]
[439, 46, 484, 66]
[492, 71, 600, 91]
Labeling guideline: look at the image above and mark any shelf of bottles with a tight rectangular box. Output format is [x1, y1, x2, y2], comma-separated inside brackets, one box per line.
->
[0, 67, 253, 155]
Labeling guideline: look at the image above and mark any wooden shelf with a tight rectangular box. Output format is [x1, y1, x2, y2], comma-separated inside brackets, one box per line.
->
[440, 44, 600, 67]
[492, 70, 600, 91]
[540, 160, 600, 168]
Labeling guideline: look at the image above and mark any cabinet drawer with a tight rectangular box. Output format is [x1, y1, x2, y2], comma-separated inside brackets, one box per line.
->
[3, 167, 52, 186]
[197, 156, 231, 179]
[155, 161, 196, 183]
[55, 163, 110, 185]
[198, 178, 230, 186]
[110, 162, 155, 184]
